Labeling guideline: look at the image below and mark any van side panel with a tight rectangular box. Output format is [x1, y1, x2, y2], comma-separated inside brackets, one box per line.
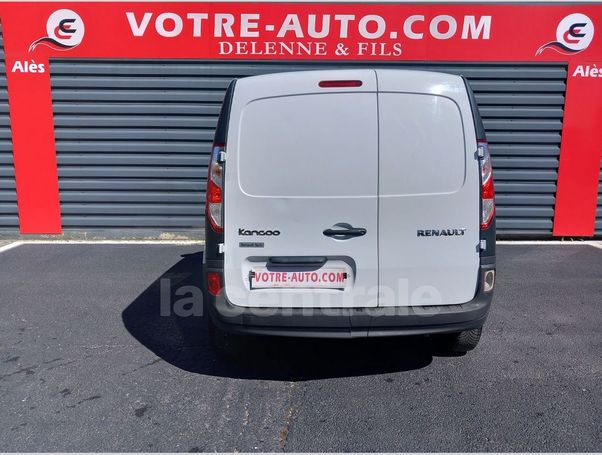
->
[205, 80, 235, 264]
[464, 76, 496, 260]
[376, 70, 480, 306]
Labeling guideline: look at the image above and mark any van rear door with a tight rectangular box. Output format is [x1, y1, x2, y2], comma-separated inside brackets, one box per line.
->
[224, 70, 379, 308]
[376, 70, 480, 306]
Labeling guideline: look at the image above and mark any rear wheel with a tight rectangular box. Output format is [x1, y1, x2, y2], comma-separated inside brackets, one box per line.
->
[208, 318, 243, 359]
[440, 327, 483, 354]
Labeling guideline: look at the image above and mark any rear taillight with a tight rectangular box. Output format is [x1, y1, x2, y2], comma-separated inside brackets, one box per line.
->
[206, 143, 224, 233]
[207, 272, 222, 296]
[478, 140, 495, 229]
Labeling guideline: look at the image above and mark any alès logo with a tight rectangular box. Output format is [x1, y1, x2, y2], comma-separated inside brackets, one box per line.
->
[29, 9, 85, 52]
[536, 13, 594, 56]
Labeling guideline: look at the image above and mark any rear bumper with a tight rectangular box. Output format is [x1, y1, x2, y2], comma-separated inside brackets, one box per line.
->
[204, 261, 494, 339]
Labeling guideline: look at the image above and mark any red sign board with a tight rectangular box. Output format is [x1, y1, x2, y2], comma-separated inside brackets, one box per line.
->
[1, 3, 601, 235]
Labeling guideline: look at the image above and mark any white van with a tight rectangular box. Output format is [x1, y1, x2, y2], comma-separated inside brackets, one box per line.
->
[203, 69, 496, 355]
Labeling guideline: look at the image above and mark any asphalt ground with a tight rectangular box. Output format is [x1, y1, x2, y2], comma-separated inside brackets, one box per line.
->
[0, 243, 600, 451]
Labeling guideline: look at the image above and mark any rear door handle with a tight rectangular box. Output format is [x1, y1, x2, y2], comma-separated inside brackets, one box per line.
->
[323, 227, 367, 238]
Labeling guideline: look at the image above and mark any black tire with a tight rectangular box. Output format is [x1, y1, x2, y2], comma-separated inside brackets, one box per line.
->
[441, 327, 483, 354]
[207, 318, 243, 359]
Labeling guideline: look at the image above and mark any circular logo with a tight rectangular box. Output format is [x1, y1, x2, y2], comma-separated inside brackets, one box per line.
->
[556, 13, 594, 52]
[46, 9, 85, 47]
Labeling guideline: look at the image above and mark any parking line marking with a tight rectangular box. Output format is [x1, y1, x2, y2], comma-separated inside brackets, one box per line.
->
[498, 240, 602, 248]
[12, 240, 205, 245]
[0, 241, 23, 253]
[2, 239, 599, 247]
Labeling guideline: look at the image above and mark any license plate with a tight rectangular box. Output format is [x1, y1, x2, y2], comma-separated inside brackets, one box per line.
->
[250, 267, 348, 290]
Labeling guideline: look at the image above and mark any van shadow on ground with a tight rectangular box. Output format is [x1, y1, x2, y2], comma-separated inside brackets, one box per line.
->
[121, 251, 451, 381]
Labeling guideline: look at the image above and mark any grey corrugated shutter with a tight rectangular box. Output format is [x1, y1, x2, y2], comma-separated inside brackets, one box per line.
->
[0, 24, 18, 232]
[50, 60, 566, 237]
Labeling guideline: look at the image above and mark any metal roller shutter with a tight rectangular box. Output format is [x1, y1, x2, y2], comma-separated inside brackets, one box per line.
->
[0, 24, 18, 232]
[49, 60, 566, 237]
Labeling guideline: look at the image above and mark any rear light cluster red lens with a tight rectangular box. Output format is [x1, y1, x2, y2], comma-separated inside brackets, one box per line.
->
[478, 140, 495, 229]
[207, 272, 222, 296]
[206, 143, 224, 233]
[318, 80, 363, 88]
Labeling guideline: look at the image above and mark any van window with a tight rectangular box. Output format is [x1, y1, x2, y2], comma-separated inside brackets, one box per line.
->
[378, 93, 466, 196]
[237, 93, 377, 198]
